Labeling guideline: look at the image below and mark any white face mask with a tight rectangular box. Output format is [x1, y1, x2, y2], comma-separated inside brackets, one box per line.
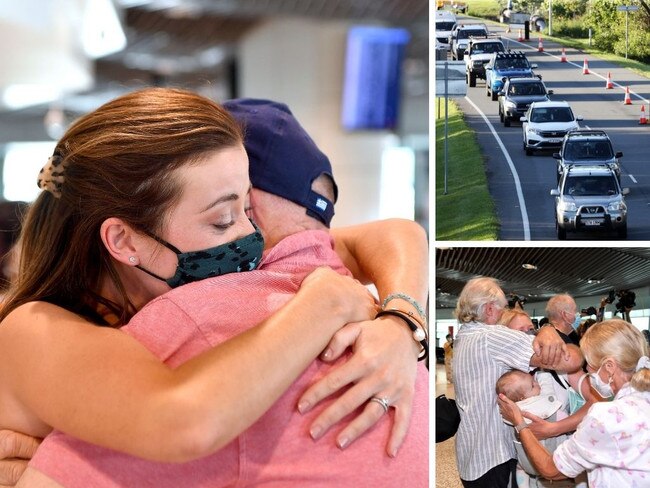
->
[589, 362, 615, 399]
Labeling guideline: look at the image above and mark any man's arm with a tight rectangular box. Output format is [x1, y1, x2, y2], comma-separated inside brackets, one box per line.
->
[530, 339, 583, 374]
[530, 325, 568, 373]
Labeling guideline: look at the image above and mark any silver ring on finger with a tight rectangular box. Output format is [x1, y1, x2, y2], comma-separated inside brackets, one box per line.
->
[370, 396, 390, 414]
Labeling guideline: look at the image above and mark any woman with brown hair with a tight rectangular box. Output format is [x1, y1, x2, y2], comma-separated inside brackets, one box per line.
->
[0, 88, 427, 485]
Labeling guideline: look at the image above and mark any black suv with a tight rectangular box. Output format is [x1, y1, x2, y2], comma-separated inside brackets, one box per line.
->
[497, 77, 553, 127]
[553, 130, 623, 183]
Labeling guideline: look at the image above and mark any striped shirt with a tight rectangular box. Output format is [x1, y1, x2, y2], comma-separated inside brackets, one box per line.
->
[454, 321, 535, 481]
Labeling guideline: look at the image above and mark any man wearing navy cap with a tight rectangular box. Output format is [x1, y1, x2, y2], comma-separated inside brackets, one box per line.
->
[224, 98, 337, 229]
[223, 98, 338, 250]
[4, 99, 429, 487]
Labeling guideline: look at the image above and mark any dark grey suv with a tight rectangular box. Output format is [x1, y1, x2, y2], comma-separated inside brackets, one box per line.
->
[498, 77, 553, 127]
[553, 129, 623, 183]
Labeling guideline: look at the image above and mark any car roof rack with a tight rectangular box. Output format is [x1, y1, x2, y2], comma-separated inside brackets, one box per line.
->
[565, 163, 612, 172]
[469, 34, 501, 41]
[494, 51, 528, 59]
[501, 74, 538, 82]
[566, 129, 608, 138]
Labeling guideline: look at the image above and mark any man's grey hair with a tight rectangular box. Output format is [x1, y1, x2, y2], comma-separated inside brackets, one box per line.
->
[545, 294, 576, 322]
[454, 277, 507, 324]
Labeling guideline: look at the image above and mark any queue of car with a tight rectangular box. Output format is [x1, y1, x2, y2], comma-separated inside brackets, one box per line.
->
[453, 25, 629, 239]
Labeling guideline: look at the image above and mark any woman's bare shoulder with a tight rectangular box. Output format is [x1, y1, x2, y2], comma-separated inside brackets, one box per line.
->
[0, 302, 92, 349]
[3, 301, 88, 327]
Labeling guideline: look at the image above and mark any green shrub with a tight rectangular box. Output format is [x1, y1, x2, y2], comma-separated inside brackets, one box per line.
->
[551, 17, 589, 37]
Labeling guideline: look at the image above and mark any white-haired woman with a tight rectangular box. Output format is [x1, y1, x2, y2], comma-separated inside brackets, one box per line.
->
[499, 318, 650, 486]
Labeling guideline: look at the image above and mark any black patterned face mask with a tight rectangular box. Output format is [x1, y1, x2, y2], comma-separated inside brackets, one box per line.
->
[136, 221, 265, 288]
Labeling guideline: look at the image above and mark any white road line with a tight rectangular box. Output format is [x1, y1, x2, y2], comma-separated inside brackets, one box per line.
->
[504, 38, 650, 105]
[629, 174, 638, 184]
[464, 96, 531, 240]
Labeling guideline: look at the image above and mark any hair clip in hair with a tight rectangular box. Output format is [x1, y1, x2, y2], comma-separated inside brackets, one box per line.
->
[37, 154, 67, 198]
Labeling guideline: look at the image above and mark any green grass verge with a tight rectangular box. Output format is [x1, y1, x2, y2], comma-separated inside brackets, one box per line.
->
[544, 35, 650, 79]
[435, 98, 499, 241]
[464, 0, 502, 21]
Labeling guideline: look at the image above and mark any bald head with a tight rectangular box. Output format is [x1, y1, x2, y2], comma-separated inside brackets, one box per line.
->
[545, 294, 577, 334]
[249, 173, 335, 249]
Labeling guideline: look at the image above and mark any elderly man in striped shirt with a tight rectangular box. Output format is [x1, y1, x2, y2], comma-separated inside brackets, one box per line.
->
[453, 277, 583, 488]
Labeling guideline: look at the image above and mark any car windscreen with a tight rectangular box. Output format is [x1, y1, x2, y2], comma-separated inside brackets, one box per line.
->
[563, 141, 613, 160]
[531, 106, 572, 123]
[496, 58, 529, 70]
[564, 175, 618, 196]
[510, 82, 544, 96]
[436, 21, 456, 30]
[473, 43, 502, 54]
[458, 29, 486, 39]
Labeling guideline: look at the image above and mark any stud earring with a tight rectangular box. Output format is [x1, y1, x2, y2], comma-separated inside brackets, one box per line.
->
[128, 256, 137, 264]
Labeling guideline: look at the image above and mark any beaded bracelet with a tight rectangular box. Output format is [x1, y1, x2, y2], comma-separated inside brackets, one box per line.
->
[376, 309, 429, 361]
[381, 293, 427, 323]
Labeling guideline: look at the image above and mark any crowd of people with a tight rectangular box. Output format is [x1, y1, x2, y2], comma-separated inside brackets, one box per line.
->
[444, 276, 650, 487]
[0, 89, 430, 487]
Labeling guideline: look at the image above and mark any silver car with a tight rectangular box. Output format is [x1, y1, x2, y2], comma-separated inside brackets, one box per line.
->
[551, 165, 629, 240]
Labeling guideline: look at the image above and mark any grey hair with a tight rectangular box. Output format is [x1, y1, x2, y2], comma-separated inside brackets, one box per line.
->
[545, 294, 576, 322]
[454, 276, 507, 323]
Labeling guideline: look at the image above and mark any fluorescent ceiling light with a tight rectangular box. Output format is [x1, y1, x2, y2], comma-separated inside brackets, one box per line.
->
[522, 263, 537, 270]
[82, 0, 127, 58]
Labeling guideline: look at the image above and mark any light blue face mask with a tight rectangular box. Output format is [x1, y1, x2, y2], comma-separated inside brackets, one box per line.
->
[568, 387, 586, 414]
[571, 312, 581, 331]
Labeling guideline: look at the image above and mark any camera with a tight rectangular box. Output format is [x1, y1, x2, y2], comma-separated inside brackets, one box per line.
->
[604, 290, 616, 304]
[580, 306, 598, 316]
[615, 290, 636, 314]
[507, 293, 527, 309]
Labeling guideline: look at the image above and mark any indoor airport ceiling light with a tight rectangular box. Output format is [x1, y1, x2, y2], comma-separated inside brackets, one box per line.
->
[521, 263, 538, 270]
[81, 0, 127, 59]
[0, 0, 121, 109]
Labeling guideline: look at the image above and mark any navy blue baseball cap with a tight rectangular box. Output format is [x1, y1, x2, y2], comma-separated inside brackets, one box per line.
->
[223, 98, 338, 227]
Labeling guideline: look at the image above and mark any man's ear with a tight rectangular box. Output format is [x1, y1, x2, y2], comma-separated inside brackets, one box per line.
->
[100, 217, 141, 266]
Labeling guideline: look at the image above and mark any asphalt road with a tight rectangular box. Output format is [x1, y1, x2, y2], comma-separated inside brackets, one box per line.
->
[448, 23, 650, 240]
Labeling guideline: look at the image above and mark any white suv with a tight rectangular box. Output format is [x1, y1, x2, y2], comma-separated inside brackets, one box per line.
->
[521, 101, 582, 155]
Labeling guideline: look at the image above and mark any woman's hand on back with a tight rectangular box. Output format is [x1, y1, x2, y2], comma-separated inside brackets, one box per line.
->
[297, 313, 421, 457]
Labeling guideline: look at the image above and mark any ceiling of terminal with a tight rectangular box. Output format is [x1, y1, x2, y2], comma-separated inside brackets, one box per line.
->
[436, 247, 650, 309]
[0, 0, 427, 122]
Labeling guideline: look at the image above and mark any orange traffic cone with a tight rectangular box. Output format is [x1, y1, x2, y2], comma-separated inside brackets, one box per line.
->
[538, 37, 544, 52]
[506, 25, 511, 33]
[606, 72, 614, 89]
[640, 105, 648, 125]
[518, 29, 523, 41]
[624, 86, 632, 105]
[560, 48, 567, 62]
[582, 58, 590, 74]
